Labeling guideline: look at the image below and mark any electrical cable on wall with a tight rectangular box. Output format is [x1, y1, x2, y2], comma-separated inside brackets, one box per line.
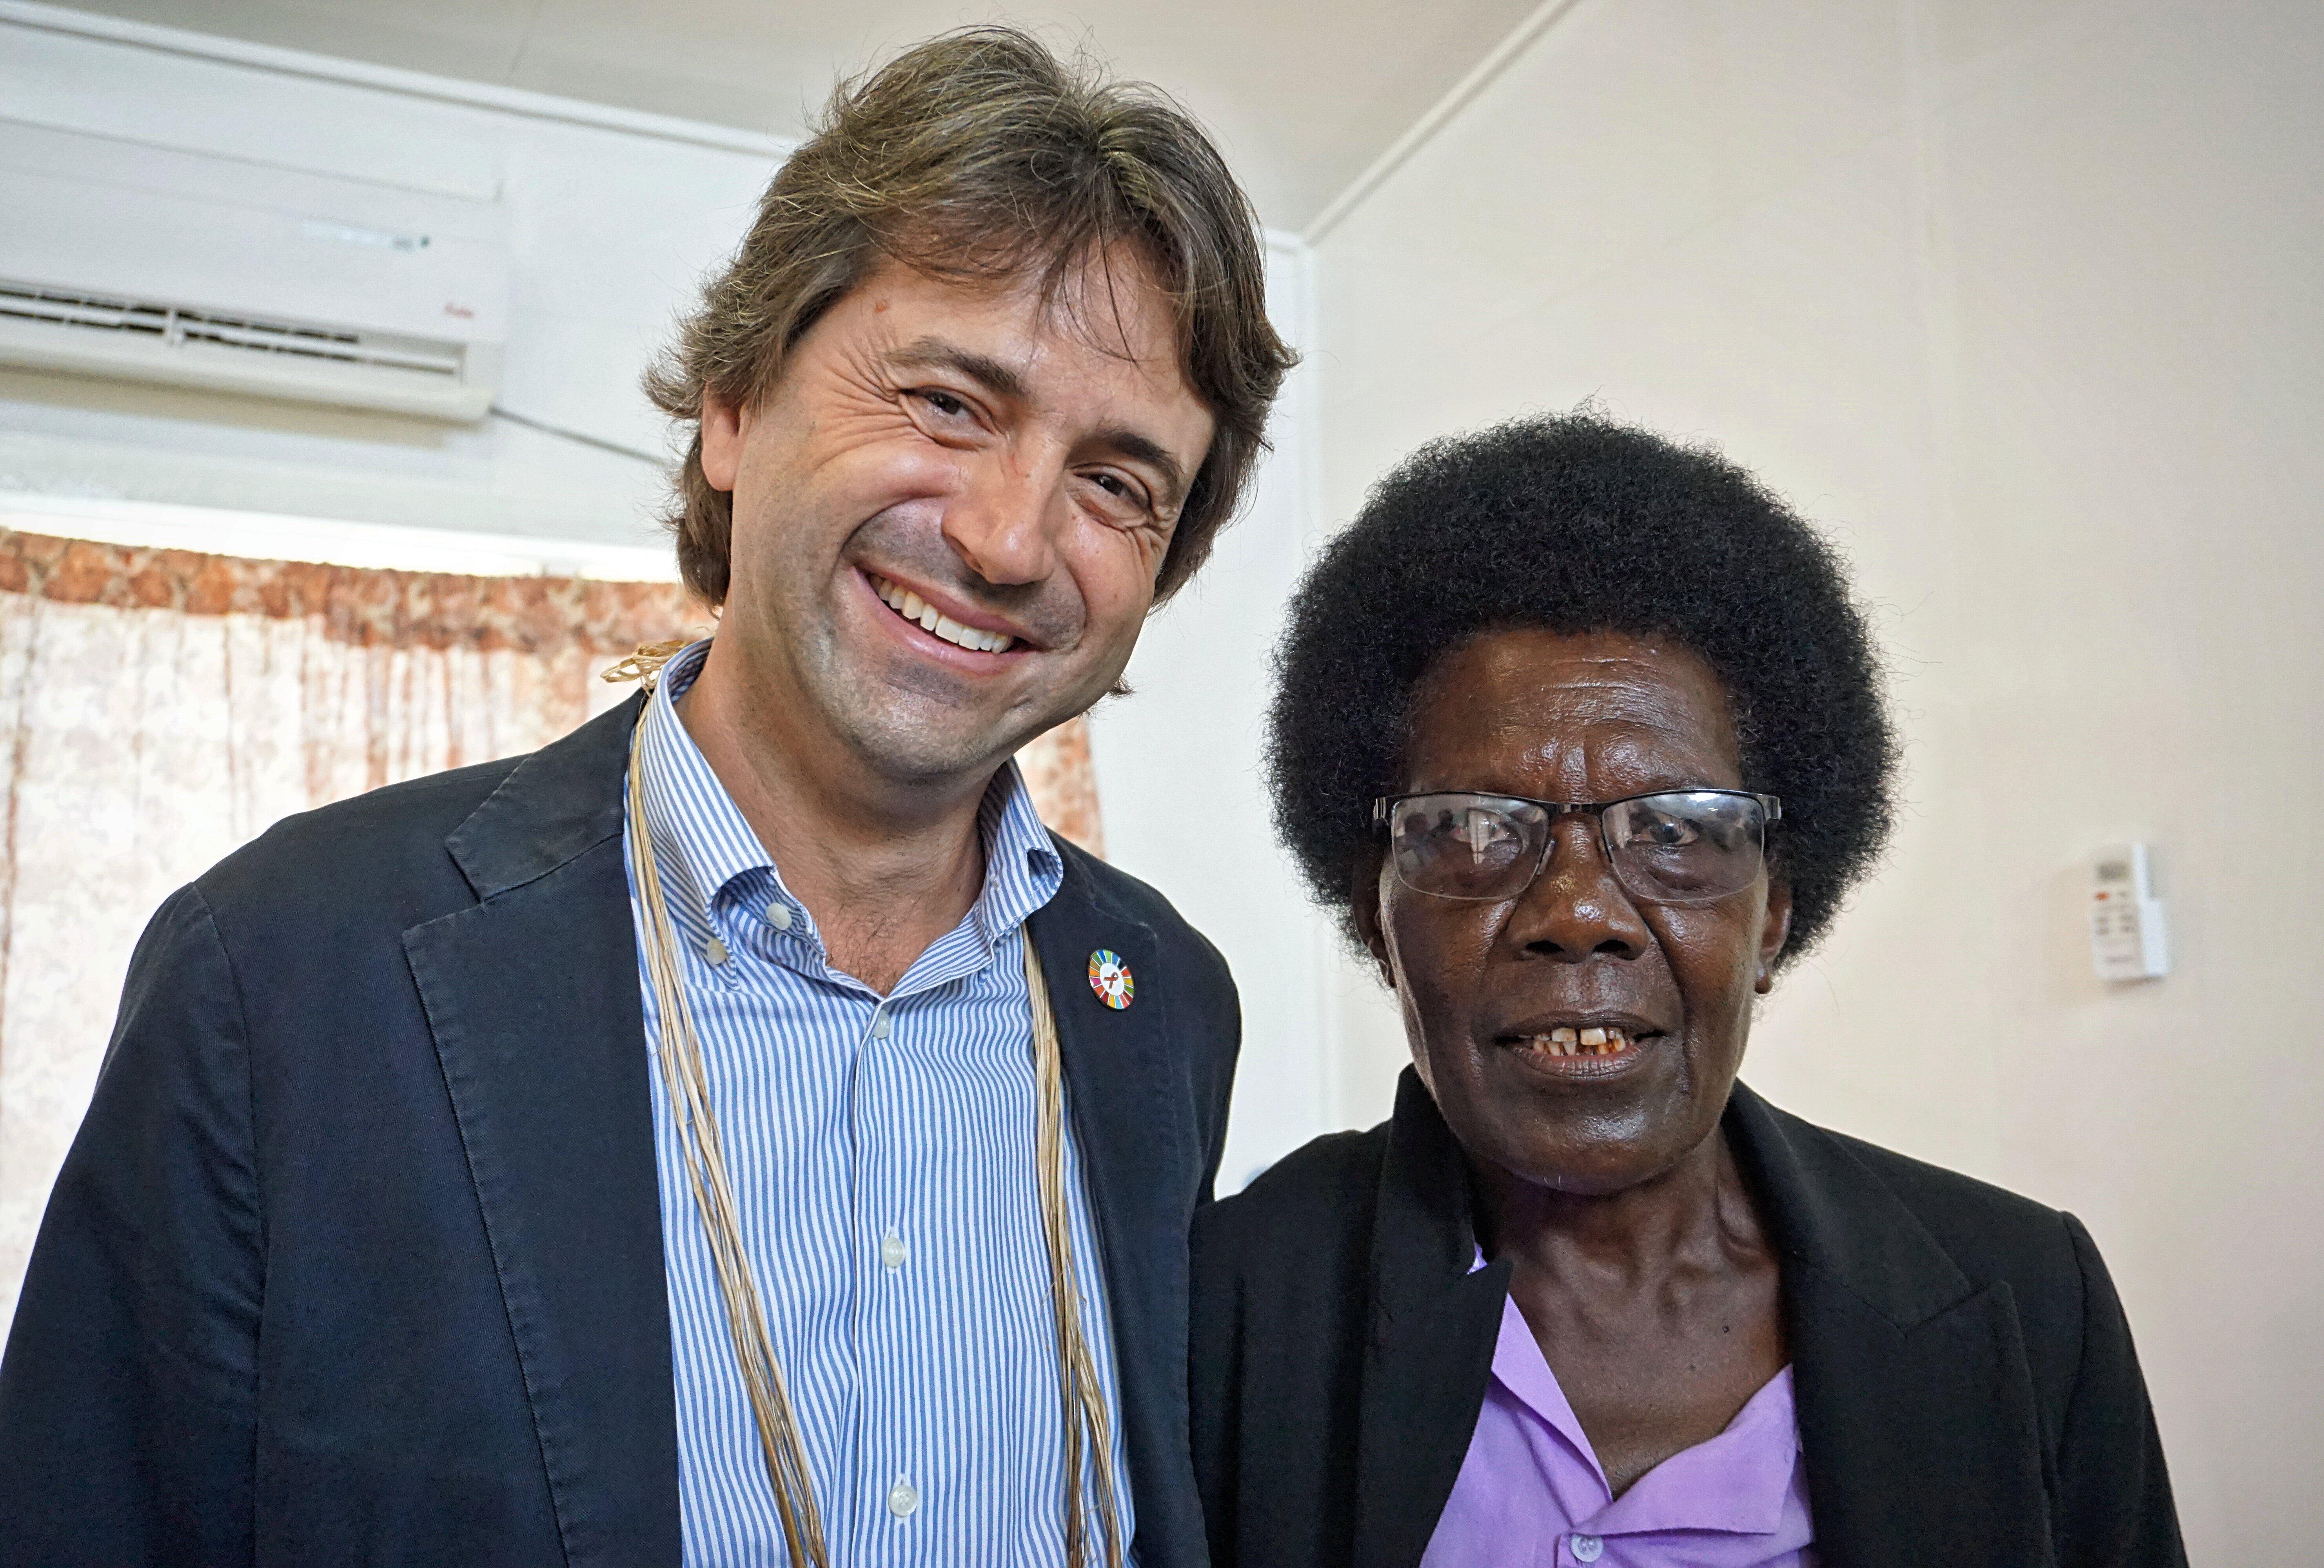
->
[490, 405, 672, 468]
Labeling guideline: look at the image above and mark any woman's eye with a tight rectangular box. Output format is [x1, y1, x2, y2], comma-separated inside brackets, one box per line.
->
[1637, 816, 1701, 847]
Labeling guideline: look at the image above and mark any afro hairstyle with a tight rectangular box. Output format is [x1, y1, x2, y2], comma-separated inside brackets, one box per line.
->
[1266, 409, 1897, 965]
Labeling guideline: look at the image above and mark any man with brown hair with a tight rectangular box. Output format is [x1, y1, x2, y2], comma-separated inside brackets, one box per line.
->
[0, 28, 1292, 1568]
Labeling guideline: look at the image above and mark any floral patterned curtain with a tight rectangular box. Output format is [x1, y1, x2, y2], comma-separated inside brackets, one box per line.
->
[0, 528, 1102, 1328]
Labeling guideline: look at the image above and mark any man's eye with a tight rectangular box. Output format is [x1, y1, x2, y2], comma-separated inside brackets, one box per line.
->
[1082, 470, 1152, 513]
[912, 388, 971, 418]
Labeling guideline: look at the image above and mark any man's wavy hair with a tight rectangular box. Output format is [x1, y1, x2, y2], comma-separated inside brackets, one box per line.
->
[645, 27, 1296, 608]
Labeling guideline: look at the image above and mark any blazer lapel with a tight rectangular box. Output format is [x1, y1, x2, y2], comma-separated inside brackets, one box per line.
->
[1027, 853, 1205, 1567]
[402, 695, 680, 1568]
[1727, 1086, 2054, 1568]
[1353, 1072, 1509, 1568]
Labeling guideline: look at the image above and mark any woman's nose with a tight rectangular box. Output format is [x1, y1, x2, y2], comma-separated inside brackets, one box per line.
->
[1509, 815, 1651, 961]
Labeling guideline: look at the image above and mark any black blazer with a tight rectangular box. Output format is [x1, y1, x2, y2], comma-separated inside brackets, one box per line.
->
[1191, 1070, 2185, 1568]
[0, 695, 1240, 1568]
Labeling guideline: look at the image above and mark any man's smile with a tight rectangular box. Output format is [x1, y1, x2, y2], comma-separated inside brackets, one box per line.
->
[862, 569, 1029, 657]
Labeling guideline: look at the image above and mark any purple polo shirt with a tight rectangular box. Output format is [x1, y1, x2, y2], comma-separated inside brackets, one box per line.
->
[1421, 1280, 1815, 1568]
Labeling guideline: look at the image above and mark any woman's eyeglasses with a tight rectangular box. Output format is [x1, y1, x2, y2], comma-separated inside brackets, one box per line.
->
[1371, 789, 1782, 906]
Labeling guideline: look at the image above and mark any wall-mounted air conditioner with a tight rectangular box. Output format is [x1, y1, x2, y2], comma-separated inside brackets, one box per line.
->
[0, 118, 507, 422]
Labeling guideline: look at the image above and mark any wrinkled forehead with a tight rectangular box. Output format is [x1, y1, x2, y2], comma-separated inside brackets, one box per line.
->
[1406, 627, 1745, 789]
[869, 238, 1189, 374]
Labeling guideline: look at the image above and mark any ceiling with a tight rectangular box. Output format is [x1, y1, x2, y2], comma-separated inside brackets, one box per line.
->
[46, 0, 1545, 231]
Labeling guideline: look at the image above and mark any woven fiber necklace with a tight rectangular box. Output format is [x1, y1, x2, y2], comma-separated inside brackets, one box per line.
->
[621, 673, 1124, 1568]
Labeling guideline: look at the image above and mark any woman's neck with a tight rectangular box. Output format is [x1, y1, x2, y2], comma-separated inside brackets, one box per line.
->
[1475, 1128, 1770, 1287]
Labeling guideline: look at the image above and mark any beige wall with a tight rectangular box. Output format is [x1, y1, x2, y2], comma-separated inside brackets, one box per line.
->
[1309, 0, 2323, 1558]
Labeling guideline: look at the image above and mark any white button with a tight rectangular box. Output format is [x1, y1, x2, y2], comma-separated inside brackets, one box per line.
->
[871, 1010, 892, 1040]
[767, 904, 793, 932]
[881, 1230, 908, 1270]
[887, 1475, 919, 1517]
[1570, 1534, 1603, 1563]
[702, 936, 729, 966]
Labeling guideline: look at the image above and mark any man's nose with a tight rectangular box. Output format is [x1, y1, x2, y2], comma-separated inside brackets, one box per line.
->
[1510, 815, 1652, 962]
[940, 451, 1066, 586]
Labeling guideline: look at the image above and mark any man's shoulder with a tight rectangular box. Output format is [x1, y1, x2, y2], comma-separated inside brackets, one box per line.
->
[192, 748, 571, 948]
[202, 755, 519, 893]
[195, 698, 639, 933]
[1052, 836, 1233, 986]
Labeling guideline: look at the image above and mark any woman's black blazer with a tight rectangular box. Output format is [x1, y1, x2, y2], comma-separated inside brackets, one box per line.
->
[1189, 1070, 2186, 1568]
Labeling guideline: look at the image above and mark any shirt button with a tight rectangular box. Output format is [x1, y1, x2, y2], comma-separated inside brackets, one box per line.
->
[887, 1475, 919, 1518]
[1570, 1534, 1603, 1563]
[881, 1230, 908, 1270]
[767, 904, 793, 932]
[702, 935, 729, 966]
[871, 1010, 892, 1040]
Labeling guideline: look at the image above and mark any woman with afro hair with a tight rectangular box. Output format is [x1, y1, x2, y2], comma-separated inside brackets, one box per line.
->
[1188, 412, 2184, 1568]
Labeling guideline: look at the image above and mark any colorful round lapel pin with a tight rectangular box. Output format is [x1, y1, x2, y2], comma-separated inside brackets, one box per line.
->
[1087, 949, 1135, 1011]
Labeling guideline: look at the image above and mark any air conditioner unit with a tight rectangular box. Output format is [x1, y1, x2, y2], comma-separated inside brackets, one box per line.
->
[0, 118, 507, 422]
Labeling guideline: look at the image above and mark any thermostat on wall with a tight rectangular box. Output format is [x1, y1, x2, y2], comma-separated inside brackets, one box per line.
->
[2090, 844, 2168, 982]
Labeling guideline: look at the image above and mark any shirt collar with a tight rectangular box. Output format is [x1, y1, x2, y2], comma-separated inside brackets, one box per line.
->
[1471, 1253, 1803, 1537]
[634, 637, 1064, 960]
[634, 640, 775, 928]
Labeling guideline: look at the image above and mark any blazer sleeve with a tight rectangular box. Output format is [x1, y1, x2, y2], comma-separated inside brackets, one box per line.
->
[0, 884, 263, 1568]
[2052, 1213, 2188, 1568]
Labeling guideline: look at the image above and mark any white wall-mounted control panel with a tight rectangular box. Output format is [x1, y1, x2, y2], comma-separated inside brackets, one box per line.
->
[2090, 844, 2168, 982]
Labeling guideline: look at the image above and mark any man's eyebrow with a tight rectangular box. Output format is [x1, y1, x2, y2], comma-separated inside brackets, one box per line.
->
[885, 338, 1030, 403]
[1092, 427, 1189, 510]
[886, 336, 1192, 510]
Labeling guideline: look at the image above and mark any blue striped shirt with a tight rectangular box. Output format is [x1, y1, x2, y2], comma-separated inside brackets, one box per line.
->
[625, 640, 1135, 1566]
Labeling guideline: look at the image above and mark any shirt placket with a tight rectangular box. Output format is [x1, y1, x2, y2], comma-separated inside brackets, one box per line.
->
[853, 982, 913, 1565]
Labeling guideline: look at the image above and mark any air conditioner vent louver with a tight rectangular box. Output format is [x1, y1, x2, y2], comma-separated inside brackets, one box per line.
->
[0, 284, 465, 378]
[0, 120, 506, 422]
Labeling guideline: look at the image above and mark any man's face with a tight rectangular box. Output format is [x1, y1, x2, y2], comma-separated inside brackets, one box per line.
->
[699, 251, 1216, 786]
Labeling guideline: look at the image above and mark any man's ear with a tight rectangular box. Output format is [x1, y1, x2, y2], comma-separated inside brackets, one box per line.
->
[699, 390, 748, 492]
[1351, 853, 1396, 989]
[1755, 878, 1794, 994]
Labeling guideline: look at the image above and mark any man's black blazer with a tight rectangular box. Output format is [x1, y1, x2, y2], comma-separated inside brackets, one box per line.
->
[0, 694, 1240, 1567]
[1191, 1069, 2186, 1568]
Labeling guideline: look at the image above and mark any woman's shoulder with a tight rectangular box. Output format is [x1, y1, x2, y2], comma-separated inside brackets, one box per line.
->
[1194, 1122, 1394, 1273]
[1736, 1087, 2105, 1345]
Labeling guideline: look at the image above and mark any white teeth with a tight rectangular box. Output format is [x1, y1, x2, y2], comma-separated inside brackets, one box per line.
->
[870, 574, 1015, 654]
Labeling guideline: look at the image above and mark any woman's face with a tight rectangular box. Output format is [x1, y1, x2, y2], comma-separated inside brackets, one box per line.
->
[1357, 628, 1792, 1197]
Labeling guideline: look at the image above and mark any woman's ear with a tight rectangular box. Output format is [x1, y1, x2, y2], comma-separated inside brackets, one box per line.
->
[1351, 853, 1397, 989]
[1755, 878, 1794, 993]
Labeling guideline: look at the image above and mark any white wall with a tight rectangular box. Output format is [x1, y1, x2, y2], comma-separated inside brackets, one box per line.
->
[1085, 238, 1339, 1192]
[0, 8, 1340, 1230]
[1307, 0, 2322, 1558]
